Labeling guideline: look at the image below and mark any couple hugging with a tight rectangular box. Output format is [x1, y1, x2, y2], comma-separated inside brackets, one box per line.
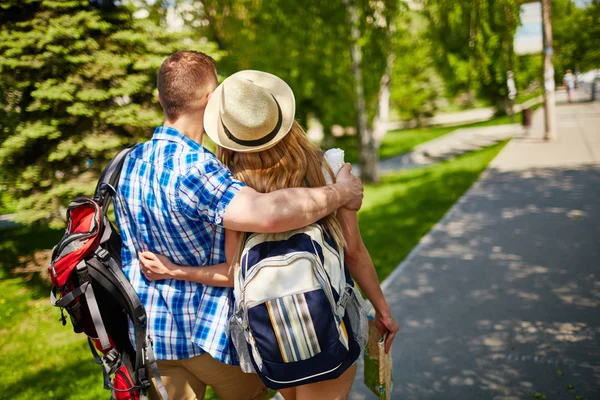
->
[114, 50, 398, 400]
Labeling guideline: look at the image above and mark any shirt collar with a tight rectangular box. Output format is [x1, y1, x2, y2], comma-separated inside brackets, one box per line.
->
[152, 126, 204, 152]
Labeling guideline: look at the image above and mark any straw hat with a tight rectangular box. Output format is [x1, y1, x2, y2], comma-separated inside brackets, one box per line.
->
[204, 70, 296, 153]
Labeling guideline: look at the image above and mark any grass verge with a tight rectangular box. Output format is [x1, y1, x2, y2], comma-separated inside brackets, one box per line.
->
[0, 141, 507, 399]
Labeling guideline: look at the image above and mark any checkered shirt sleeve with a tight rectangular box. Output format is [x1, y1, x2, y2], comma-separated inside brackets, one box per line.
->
[177, 159, 244, 226]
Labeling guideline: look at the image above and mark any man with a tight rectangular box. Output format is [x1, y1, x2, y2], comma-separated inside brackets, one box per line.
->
[563, 69, 575, 103]
[113, 51, 363, 400]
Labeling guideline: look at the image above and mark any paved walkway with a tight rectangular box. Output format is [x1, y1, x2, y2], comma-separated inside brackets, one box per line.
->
[0, 214, 19, 230]
[351, 94, 600, 399]
[380, 92, 587, 174]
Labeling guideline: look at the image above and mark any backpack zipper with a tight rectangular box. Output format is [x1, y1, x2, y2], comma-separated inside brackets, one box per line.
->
[241, 251, 309, 283]
[244, 286, 322, 309]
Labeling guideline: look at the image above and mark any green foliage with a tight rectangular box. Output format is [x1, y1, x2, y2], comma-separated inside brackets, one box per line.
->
[0, 0, 219, 226]
[424, 0, 521, 106]
[194, 0, 350, 130]
[391, 10, 444, 122]
[552, 0, 600, 78]
[514, 54, 542, 94]
[194, 0, 398, 133]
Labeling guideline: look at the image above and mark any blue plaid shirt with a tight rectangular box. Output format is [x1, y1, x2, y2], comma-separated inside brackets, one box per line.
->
[114, 126, 245, 362]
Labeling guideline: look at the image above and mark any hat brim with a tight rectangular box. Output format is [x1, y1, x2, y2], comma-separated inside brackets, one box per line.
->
[204, 70, 296, 153]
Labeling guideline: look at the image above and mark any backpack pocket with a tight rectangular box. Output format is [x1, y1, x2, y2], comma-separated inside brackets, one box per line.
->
[228, 314, 256, 373]
[246, 288, 349, 388]
[259, 337, 349, 388]
[344, 286, 369, 352]
[247, 288, 347, 361]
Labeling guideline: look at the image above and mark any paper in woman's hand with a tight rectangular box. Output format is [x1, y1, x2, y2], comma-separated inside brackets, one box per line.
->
[364, 318, 393, 400]
[323, 148, 345, 184]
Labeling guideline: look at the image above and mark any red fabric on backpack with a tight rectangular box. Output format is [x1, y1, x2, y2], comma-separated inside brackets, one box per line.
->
[50, 202, 101, 287]
[89, 336, 116, 355]
[113, 365, 140, 400]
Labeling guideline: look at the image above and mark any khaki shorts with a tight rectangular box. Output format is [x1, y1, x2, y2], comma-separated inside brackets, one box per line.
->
[149, 353, 267, 400]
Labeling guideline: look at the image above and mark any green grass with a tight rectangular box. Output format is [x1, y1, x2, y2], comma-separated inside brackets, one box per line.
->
[0, 277, 107, 400]
[0, 142, 507, 399]
[334, 114, 516, 165]
[0, 224, 223, 400]
[439, 98, 492, 113]
[516, 89, 543, 105]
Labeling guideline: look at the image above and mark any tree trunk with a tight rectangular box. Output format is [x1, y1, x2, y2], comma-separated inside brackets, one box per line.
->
[372, 20, 395, 147]
[344, 0, 379, 183]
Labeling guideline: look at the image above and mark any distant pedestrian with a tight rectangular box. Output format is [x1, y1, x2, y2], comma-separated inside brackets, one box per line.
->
[563, 69, 575, 103]
[507, 71, 517, 121]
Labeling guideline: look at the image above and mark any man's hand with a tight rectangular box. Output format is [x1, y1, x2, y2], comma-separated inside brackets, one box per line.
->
[375, 311, 399, 354]
[335, 163, 363, 211]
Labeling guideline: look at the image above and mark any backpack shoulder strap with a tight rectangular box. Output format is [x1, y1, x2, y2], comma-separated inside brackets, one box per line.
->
[94, 145, 137, 210]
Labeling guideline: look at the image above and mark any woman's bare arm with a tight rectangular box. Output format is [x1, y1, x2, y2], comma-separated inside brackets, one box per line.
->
[337, 207, 399, 353]
[139, 230, 241, 287]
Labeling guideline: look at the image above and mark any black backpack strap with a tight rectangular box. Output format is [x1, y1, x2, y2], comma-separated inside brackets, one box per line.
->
[91, 145, 169, 399]
[94, 145, 138, 211]
[101, 256, 169, 400]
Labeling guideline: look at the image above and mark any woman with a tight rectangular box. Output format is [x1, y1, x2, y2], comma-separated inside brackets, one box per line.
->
[139, 70, 398, 400]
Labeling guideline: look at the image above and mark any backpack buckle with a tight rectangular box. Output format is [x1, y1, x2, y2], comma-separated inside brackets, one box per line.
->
[138, 368, 151, 390]
[336, 287, 353, 317]
[97, 248, 110, 262]
[76, 260, 91, 282]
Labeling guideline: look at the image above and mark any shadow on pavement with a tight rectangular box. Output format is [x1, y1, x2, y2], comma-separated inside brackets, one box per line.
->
[352, 166, 600, 400]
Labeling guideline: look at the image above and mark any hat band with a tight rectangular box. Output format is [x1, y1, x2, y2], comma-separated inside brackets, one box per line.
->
[221, 97, 283, 147]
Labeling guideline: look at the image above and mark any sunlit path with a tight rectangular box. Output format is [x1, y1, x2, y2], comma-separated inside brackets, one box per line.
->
[351, 96, 600, 399]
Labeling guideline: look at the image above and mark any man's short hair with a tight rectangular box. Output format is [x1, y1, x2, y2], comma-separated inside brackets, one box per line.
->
[157, 51, 217, 121]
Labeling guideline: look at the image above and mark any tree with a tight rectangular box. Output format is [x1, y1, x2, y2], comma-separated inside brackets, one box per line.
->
[390, 10, 444, 125]
[177, 0, 399, 183]
[424, 0, 521, 109]
[552, 0, 600, 78]
[578, 1, 600, 71]
[195, 0, 356, 130]
[0, 0, 219, 227]
[345, 0, 375, 181]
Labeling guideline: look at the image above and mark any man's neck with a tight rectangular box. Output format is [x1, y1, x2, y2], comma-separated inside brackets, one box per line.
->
[163, 114, 204, 145]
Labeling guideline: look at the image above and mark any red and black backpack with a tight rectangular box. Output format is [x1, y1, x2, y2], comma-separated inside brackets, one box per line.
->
[49, 147, 168, 400]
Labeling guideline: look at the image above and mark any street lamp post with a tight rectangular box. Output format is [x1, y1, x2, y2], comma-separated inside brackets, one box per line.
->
[542, 0, 557, 140]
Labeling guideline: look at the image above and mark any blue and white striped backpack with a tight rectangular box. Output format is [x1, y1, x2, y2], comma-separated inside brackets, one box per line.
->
[228, 224, 369, 389]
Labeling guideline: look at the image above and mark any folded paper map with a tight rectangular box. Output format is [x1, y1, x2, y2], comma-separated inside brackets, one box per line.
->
[363, 317, 393, 400]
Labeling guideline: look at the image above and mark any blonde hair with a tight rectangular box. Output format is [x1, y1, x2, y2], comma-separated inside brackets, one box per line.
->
[220, 121, 346, 249]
